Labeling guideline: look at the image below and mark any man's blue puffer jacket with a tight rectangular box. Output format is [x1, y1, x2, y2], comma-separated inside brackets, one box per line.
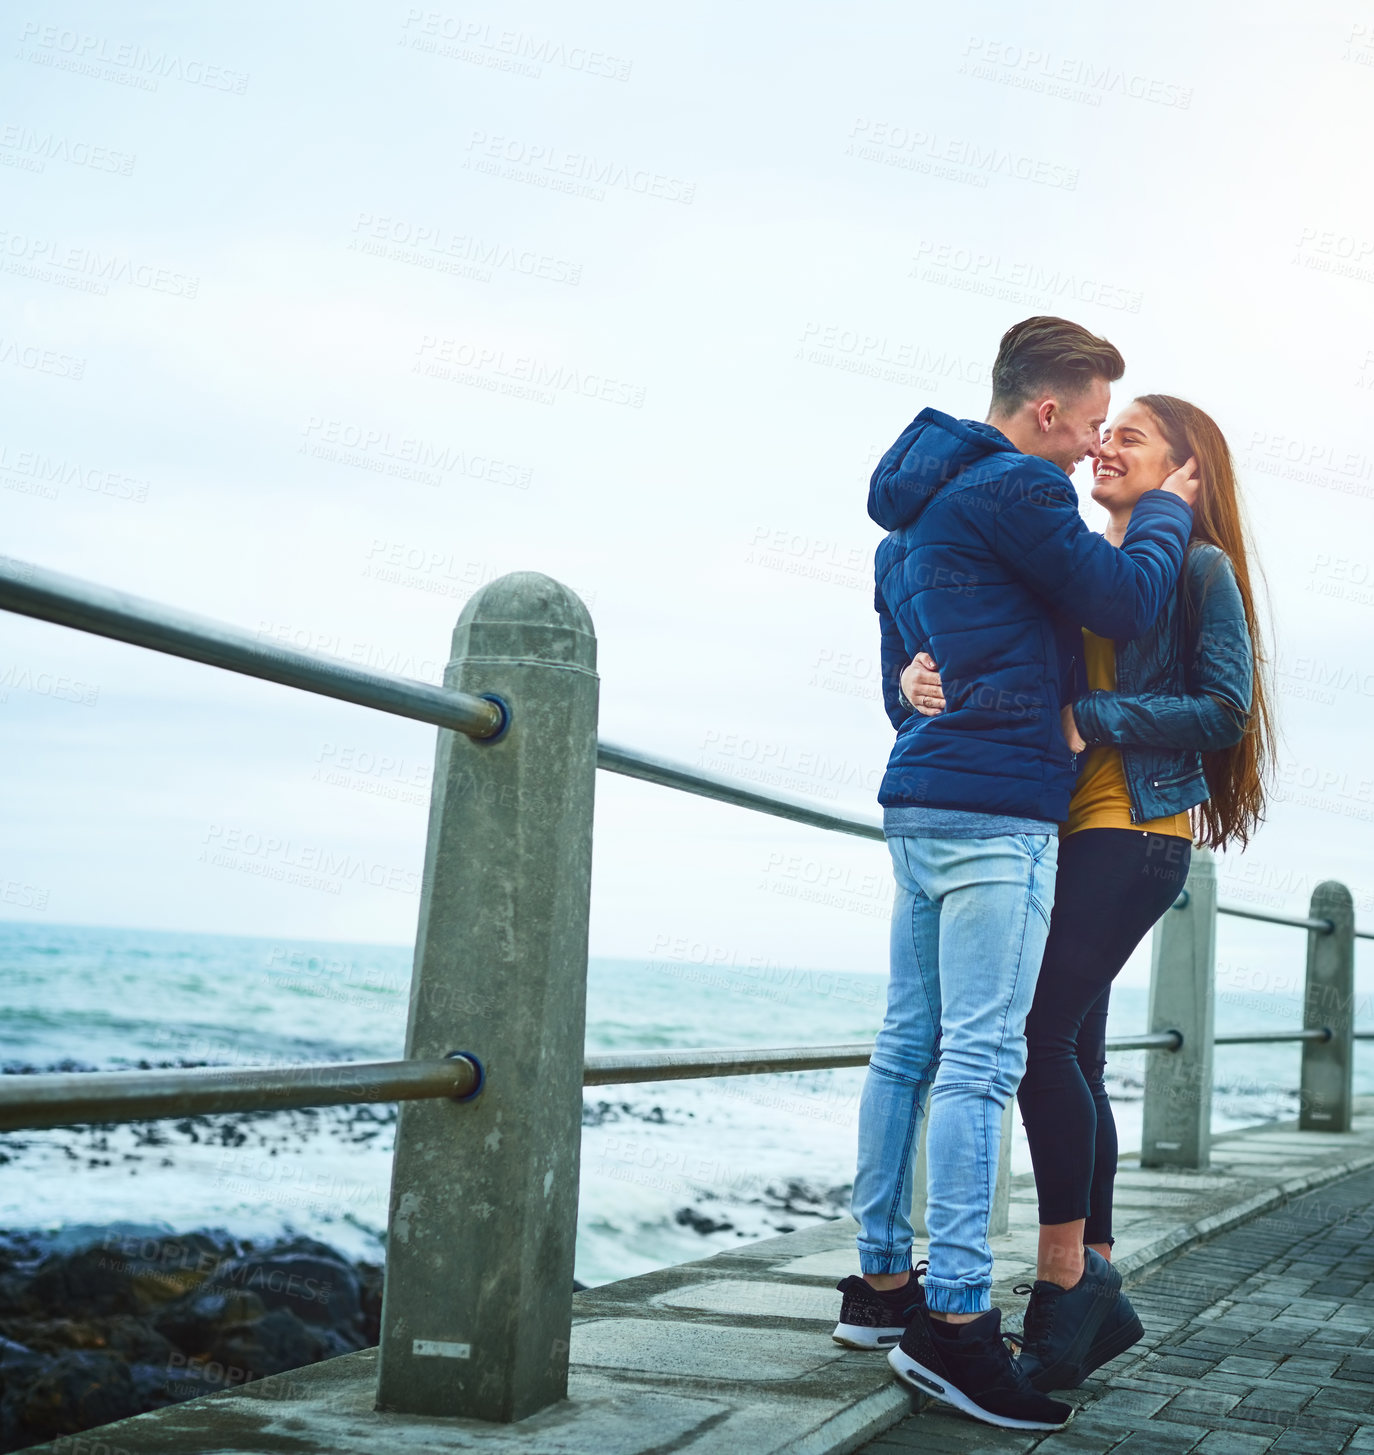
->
[871, 407, 1194, 822]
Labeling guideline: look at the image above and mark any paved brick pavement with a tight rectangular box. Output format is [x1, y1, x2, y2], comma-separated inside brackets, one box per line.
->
[863, 1164, 1374, 1455]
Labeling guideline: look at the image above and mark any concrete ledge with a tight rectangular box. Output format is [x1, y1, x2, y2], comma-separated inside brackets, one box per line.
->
[33, 1103, 1374, 1455]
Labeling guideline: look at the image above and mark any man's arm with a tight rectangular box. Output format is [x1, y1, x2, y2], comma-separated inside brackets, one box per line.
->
[988, 461, 1194, 639]
[1072, 549, 1253, 751]
[877, 582, 918, 730]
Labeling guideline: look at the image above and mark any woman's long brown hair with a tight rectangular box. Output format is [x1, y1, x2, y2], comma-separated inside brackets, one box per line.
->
[1134, 395, 1275, 851]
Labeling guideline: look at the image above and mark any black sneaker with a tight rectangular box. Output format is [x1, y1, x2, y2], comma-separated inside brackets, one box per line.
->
[888, 1305, 1073, 1431]
[832, 1264, 927, 1350]
[1014, 1248, 1144, 1391]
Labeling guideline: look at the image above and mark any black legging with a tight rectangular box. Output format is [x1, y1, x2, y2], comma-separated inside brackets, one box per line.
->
[1017, 827, 1192, 1245]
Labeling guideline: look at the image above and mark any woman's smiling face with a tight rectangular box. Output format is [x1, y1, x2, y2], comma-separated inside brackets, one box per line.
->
[1091, 401, 1178, 510]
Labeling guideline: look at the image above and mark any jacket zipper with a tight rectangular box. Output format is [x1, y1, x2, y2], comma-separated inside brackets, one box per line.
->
[1123, 749, 1143, 825]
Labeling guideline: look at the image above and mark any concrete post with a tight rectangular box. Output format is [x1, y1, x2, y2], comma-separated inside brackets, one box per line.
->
[913, 1100, 1014, 1239]
[1300, 881, 1355, 1132]
[375, 573, 599, 1423]
[1141, 849, 1216, 1170]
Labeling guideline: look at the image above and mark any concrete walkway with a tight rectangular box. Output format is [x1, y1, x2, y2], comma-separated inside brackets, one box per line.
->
[34, 1104, 1374, 1455]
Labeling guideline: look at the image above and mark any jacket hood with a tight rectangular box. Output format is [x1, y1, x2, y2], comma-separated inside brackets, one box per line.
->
[868, 408, 1017, 531]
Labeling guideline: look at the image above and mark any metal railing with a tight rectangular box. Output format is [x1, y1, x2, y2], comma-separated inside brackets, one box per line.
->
[0, 1055, 483, 1132]
[0, 554, 1365, 1423]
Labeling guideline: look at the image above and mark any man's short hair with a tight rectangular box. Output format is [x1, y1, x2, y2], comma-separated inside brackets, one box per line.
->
[989, 316, 1125, 413]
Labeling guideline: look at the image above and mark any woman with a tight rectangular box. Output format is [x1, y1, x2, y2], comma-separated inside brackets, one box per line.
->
[899, 394, 1273, 1389]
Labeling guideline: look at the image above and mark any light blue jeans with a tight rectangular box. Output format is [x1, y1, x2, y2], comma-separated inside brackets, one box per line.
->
[852, 831, 1059, 1314]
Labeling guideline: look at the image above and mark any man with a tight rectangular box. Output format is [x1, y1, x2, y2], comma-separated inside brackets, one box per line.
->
[832, 317, 1198, 1429]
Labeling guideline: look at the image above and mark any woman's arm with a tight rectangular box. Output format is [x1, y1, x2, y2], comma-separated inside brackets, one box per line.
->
[877, 584, 919, 730]
[1070, 547, 1254, 753]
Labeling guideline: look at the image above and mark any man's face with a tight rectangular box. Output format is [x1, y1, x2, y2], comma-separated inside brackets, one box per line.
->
[1036, 376, 1110, 474]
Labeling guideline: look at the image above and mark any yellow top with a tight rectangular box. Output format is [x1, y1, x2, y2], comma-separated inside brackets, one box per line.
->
[1061, 628, 1194, 840]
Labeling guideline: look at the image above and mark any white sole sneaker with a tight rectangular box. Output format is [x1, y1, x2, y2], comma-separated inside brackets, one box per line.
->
[887, 1346, 1074, 1431]
[831, 1321, 905, 1350]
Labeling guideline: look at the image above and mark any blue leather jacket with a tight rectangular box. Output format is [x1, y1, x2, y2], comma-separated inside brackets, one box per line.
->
[1067, 540, 1253, 824]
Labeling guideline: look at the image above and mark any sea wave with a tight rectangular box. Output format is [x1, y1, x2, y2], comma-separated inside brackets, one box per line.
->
[0, 920, 1333, 1285]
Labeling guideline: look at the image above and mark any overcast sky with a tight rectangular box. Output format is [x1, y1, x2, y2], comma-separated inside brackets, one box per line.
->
[2, 0, 1372, 990]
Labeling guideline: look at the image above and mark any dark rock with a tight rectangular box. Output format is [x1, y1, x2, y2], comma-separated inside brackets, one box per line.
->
[204, 1307, 338, 1382]
[757, 1179, 850, 1221]
[0, 1227, 386, 1452]
[675, 1206, 735, 1234]
[154, 1289, 269, 1352]
[146, 1356, 238, 1406]
[126, 1359, 187, 1410]
[26, 1232, 225, 1317]
[356, 1262, 383, 1344]
[201, 1242, 362, 1330]
[0, 1349, 141, 1444]
[0, 1314, 173, 1364]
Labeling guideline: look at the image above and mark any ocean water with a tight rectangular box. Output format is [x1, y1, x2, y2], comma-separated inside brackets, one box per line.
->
[0, 920, 1361, 1287]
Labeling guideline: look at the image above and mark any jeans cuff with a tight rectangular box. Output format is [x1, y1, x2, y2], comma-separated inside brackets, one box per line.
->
[858, 1249, 913, 1275]
[924, 1276, 991, 1315]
